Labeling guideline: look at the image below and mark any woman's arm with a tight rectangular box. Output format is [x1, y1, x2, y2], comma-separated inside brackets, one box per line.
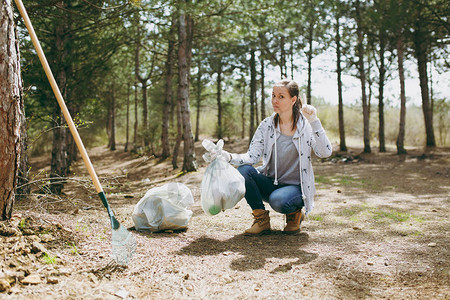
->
[229, 122, 266, 166]
[309, 120, 332, 158]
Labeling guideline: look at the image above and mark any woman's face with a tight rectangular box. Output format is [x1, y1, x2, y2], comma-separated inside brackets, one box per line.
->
[271, 86, 296, 115]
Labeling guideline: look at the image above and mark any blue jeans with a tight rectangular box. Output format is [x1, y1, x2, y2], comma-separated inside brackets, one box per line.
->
[237, 165, 304, 214]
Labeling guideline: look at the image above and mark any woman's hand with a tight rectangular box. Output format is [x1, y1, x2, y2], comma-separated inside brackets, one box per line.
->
[301, 104, 318, 123]
[208, 149, 231, 162]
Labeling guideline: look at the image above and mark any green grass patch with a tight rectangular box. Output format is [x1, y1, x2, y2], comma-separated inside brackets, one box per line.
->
[409, 230, 422, 236]
[337, 204, 426, 225]
[340, 206, 367, 217]
[67, 242, 79, 255]
[315, 175, 333, 185]
[350, 215, 360, 222]
[43, 253, 57, 264]
[308, 214, 323, 221]
[372, 210, 425, 223]
[19, 218, 26, 229]
[373, 210, 410, 222]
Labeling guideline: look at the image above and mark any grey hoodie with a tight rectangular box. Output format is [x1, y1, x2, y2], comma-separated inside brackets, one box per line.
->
[230, 113, 332, 214]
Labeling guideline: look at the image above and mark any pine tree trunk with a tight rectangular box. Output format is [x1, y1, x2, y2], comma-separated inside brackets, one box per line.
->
[216, 58, 223, 139]
[241, 82, 246, 139]
[106, 93, 112, 148]
[50, 8, 70, 193]
[413, 21, 435, 147]
[60, 1, 75, 170]
[135, 25, 153, 151]
[290, 40, 294, 80]
[110, 84, 116, 151]
[255, 85, 259, 126]
[177, 11, 196, 172]
[249, 50, 256, 141]
[172, 93, 182, 169]
[307, 21, 314, 105]
[50, 109, 67, 194]
[335, 14, 347, 152]
[141, 82, 149, 148]
[280, 35, 286, 78]
[17, 103, 30, 199]
[260, 56, 266, 121]
[355, 0, 371, 153]
[0, 2, 23, 219]
[124, 82, 130, 152]
[378, 32, 386, 153]
[133, 79, 138, 152]
[161, 19, 175, 158]
[396, 34, 407, 154]
[195, 59, 202, 142]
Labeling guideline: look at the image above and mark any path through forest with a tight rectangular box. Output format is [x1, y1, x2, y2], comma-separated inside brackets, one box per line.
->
[1, 139, 449, 299]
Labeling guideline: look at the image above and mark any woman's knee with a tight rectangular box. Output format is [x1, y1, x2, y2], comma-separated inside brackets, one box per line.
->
[237, 165, 256, 180]
[269, 189, 303, 214]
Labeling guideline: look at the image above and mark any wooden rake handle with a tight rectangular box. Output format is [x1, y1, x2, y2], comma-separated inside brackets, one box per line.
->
[14, 0, 104, 194]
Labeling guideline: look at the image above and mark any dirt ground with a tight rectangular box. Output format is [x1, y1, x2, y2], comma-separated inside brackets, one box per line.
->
[1, 138, 449, 299]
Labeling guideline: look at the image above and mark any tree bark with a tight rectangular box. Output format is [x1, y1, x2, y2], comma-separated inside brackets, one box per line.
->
[172, 89, 182, 169]
[134, 25, 154, 150]
[280, 35, 287, 78]
[0, 1, 23, 219]
[178, 11, 196, 172]
[140, 80, 149, 148]
[133, 78, 139, 152]
[50, 2, 70, 193]
[109, 84, 116, 151]
[335, 14, 347, 152]
[290, 40, 294, 80]
[50, 109, 67, 194]
[63, 2, 75, 169]
[413, 19, 435, 147]
[378, 29, 386, 153]
[307, 20, 314, 105]
[249, 49, 256, 141]
[241, 80, 246, 139]
[396, 33, 407, 154]
[124, 82, 130, 152]
[161, 18, 175, 158]
[17, 100, 30, 199]
[195, 59, 202, 142]
[216, 57, 223, 139]
[355, 0, 371, 153]
[260, 56, 266, 121]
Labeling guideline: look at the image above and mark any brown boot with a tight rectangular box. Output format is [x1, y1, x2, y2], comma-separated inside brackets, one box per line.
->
[283, 209, 304, 234]
[244, 209, 270, 236]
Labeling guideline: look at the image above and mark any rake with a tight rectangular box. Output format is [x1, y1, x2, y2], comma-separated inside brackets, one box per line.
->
[14, 0, 136, 266]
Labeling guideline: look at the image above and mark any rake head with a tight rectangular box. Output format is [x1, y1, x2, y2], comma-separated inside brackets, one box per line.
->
[111, 216, 136, 266]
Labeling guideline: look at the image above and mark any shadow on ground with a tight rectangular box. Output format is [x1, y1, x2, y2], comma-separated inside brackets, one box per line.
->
[175, 232, 318, 272]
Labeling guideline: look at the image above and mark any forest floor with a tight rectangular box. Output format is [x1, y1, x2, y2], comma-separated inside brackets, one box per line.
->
[1, 138, 449, 299]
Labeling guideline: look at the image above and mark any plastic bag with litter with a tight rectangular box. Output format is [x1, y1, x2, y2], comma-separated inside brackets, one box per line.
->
[132, 182, 194, 232]
[201, 139, 245, 215]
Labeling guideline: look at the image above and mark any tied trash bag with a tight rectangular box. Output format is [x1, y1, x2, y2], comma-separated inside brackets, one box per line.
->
[201, 139, 245, 215]
[132, 182, 194, 232]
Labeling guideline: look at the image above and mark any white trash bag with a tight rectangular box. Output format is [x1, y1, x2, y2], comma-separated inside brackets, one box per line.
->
[132, 182, 194, 232]
[201, 139, 245, 215]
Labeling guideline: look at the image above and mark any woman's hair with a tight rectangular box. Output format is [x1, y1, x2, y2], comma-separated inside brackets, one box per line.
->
[273, 79, 302, 130]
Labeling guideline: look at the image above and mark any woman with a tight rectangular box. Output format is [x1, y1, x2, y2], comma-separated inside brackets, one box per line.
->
[222, 79, 332, 235]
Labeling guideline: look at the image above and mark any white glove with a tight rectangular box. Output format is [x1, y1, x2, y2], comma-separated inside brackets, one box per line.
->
[301, 104, 318, 123]
[204, 149, 231, 163]
[221, 150, 232, 162]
